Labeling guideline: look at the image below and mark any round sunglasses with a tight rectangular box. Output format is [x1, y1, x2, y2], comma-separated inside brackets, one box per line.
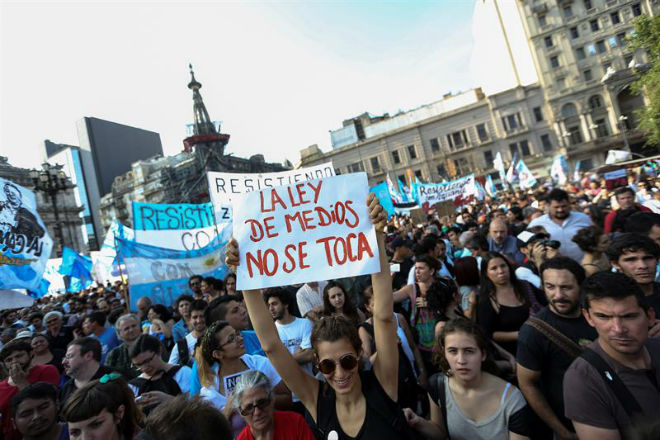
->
[317, 354, 359, 375]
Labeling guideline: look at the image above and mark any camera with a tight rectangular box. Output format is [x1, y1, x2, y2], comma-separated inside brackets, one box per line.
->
[540, 239, 561, 249]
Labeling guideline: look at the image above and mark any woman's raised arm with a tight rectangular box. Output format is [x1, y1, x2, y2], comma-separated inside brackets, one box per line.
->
[368, 193, 399, 401]
[225, 240, 319, 412]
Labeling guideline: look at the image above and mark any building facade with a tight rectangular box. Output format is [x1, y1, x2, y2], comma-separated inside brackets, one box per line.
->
[0, 156, 85, 257]
[300, 85, 558, 186]
[515, 0, 660, 169]
[99, 67, 291, 229]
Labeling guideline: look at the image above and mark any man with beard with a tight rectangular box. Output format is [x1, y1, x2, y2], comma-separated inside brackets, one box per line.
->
[516, 257, 597, 440]
[59, 337, 114, 404]
[169, 300, 207, 366]
[11, 383, 67, 440]
[607, 233, 660, 332]
[528, 189, 593, 262]
[189, 274, 204, 300]
[265, 288, 313, 373]
[106, 313, 143, 378]
[0, 339, 59, 440]
[563, 272, 660, 440]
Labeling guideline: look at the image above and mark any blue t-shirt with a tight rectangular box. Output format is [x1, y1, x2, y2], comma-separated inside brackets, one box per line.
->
[93, 327, 120, 364]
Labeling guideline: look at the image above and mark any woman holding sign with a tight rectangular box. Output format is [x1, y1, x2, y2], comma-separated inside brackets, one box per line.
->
[227, 194, 412, 440]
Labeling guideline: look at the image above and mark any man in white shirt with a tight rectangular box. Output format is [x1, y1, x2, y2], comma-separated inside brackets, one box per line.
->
[296, 281, 327, 318]
[169, 300, 207, 366]
[266, 288, 314, 373]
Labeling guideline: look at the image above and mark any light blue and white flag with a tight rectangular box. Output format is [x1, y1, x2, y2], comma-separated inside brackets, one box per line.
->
[0, 178, 54, 291]
[573, 160, 582, 182]
[493, 152, 506, 184]
[550, 154, 569, 185]
[116, 225, 231, 310]
[506, 152, 519, 184]
[515, 159, 537, 190]
[485, 175, 497, 198]
[398, 178, 413, 203]
[59, 247, 94, 292]
[94, 221, 135, 283]
[386, 175, 403, 204]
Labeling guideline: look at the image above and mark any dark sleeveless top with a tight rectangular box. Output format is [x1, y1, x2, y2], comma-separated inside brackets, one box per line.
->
[309, 370, 413, 440]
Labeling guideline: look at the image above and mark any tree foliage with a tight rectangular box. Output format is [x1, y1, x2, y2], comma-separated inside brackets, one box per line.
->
[629, 14, 660, 147]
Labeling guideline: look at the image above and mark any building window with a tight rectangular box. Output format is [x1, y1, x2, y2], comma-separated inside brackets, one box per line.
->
[544, 36, 553, 48]
[550, 55, 560, 68]
[436, 165, 446, 179]
[570, 26, 579, 39]
[596, 40, 607, 54]
[588, 95, 603, 110]
[502, 113, 522, 132]
[617, 32, 627, 46]
[608, 36, 618, 48]
[632, 3, 642, 17]
[476, 123, 489, 141]
[519, 140, 531, 156]
[538, 15, 547, 27]
[430, 138, 440, 153]
[414, 170, 423, 181]
[624, 53, 634, 66]
[576, 47, 586, 60]
[584, 69, 593, 81]
[594, 118, 609, 138]
[398, 174, 406, 184]
[334, 168, 342, 175]
[563, 5, 573, 18]
[391, 150, 401, 164]
[584, 0, 592, 11]
[586, 44, 597, 55]
[533, 107, 544, 122]
[562, 103, 578, 118]
[370, 157, 381, 173]
[348, 162, 364, 173]
[611, 11, 621, 25]
[447, 130, 468, 150]
[590, 19, 599, 32]
[484, 150, 494, 164]
[454, 158, 470, 176]
[541, 134, 553, 152]
[557, 77, 566, 89]
[568, 125, 583, 145]
[509, 143, 518, 158]
[407, 145, 417, 159]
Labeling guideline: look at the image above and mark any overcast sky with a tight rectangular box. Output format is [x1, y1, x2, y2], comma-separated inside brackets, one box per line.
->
[2, 0, 488, 171]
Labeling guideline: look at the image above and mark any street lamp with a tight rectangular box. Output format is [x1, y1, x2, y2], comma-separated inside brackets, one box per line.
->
[29, 163, 69, 256]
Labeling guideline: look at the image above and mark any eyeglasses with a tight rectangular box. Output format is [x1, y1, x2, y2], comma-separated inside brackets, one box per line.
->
[317, 354, 359, 375]
[132, 353, 156, 368]
[221, 331, 243, 347]
[239, 397, 272, 416]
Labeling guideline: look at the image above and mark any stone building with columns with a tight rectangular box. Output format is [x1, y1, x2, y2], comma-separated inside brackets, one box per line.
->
[514, 0, 660, 169]
[300, 85, 558, 186]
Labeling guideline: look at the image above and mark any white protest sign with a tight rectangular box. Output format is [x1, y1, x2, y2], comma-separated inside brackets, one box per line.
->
[233, 173, 379, 290]
[207, 162, 335, 222]
[417, 174, 476, 208]
[134, 225, 226, 251]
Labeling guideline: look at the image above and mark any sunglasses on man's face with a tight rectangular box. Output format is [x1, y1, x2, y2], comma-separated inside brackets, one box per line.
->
[239, 397, 272, 416]
[317, 354, 359, 375]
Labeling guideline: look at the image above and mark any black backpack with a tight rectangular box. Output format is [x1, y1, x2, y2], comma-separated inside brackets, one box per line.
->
[175, 338, 192, 367]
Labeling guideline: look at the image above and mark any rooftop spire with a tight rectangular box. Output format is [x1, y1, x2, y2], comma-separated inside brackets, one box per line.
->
[187, 63, 215, 136]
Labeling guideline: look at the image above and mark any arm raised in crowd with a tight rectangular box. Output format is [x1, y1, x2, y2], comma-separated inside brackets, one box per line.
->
[225, 240, 319, 413]
[367, 193, 399, 402]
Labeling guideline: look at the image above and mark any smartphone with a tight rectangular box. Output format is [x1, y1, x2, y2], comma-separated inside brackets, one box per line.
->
[135, 395, 146, 403]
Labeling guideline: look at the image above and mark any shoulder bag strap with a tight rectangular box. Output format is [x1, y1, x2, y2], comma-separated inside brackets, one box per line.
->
[580, 348, 643, 418]
[524, 316, 584, 360]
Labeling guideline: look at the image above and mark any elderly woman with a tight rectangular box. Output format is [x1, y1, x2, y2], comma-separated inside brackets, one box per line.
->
[233, 371, 314, 440]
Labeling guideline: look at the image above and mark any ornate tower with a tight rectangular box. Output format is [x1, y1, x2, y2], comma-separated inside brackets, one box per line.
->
[183, 64, 230, 172]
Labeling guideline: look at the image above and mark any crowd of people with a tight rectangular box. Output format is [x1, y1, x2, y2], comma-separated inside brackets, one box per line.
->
[1, 171, 660, 440]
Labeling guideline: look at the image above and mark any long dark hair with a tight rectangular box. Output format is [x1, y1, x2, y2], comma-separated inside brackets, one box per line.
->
[322, 281, 361, 324]
[478, 252, 529, 306]
[62, 377, 143, 440]
[434, 318, 499, 376]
